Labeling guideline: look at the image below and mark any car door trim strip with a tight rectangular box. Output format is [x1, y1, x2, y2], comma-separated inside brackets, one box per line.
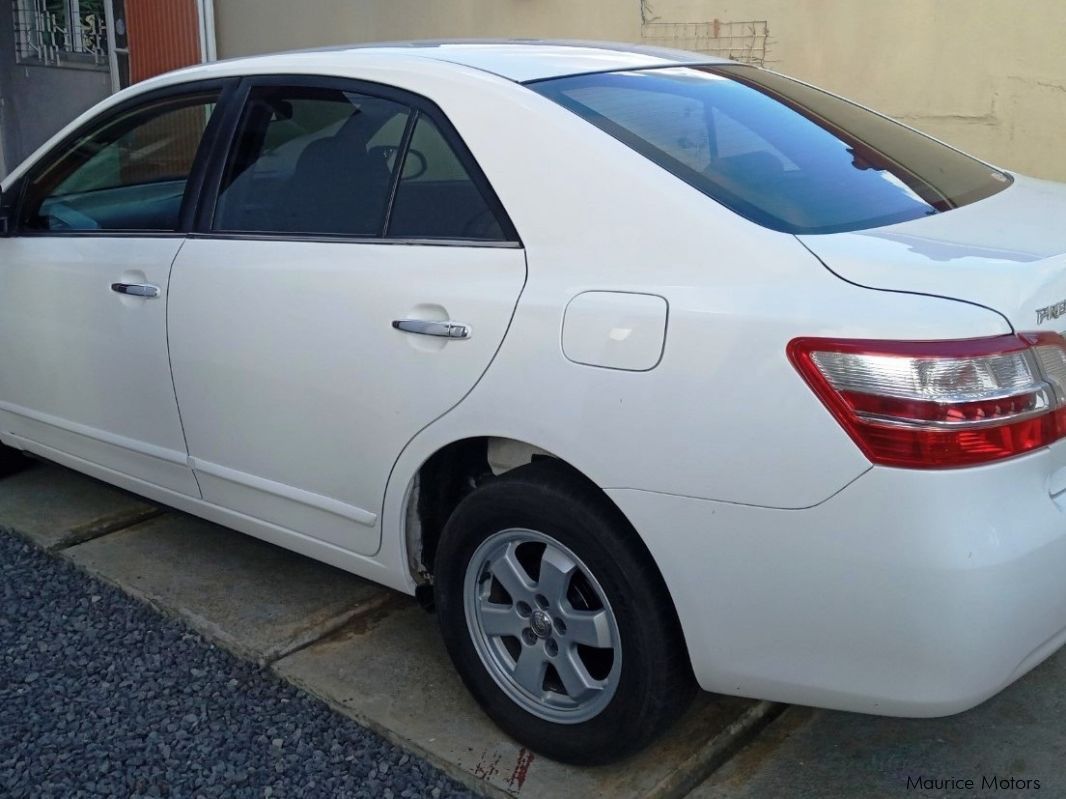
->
[187, 457, 378, 527]
[0, 401, 189, 465]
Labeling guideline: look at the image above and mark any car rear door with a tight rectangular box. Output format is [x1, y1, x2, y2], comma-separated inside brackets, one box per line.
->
[167, 76, 525, 555]
[0, 81, 231, 495]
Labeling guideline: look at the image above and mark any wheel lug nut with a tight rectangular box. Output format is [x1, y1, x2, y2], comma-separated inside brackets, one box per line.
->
[545, 638, 558, 657]
[521, 629, 537, 645]
[554, 617, 566, 635]
[515, 601, 532, 618]
[535, 594, 549, 609]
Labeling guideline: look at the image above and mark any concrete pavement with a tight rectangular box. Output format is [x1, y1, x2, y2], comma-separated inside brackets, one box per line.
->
[275, 603, 777, 799]
[66, 513, 388, 663]
[0, 463, 158, 550]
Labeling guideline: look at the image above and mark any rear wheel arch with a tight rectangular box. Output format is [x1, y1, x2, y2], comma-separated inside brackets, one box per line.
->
[404, 436, 577, 581]
[402, 437, 687, 642]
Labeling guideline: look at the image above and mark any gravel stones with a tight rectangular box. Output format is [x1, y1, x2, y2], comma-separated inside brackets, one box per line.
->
[0, 531, 474, 799]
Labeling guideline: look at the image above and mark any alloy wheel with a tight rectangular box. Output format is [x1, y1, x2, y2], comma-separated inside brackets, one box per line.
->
[462, 528, 622, 724]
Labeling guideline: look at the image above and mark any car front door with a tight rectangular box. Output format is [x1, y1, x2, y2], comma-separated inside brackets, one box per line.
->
[0, 82, 230, 495]
[167, 77, 525, 555]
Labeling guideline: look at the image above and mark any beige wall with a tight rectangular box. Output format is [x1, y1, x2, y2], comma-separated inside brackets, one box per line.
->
[655, 0, 1066, 180]
[215, 0, 1066, 180]
[213, 0, 640, 59]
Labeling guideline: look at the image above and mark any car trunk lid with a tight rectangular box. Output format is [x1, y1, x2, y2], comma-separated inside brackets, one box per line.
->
[798, 175, 1066, 333]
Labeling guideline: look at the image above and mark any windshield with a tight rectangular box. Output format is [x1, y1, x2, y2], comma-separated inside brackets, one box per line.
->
[530, 66, 1011, 235]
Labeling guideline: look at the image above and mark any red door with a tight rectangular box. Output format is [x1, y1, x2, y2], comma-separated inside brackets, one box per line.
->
[117, 0, 204, 85]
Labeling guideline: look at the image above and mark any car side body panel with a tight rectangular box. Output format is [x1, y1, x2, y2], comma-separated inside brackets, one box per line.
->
[0, 50, 1012, 559]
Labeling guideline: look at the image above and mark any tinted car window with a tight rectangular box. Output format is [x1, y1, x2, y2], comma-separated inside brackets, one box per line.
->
[214, 86, 410, 236]
[532, 66, 1011, 235]
[387, 115, 505, 241]
[20, 93, 218, 232]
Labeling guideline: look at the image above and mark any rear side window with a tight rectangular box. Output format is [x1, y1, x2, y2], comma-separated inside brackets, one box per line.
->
[214, 86, 410, 236]
[531, 66, 1011, 235]
[387, 115, 505, 241]
[20, 93, 218, 232]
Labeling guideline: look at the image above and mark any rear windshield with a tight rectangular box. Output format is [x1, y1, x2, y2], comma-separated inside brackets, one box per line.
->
[530, 66, 1011, 235]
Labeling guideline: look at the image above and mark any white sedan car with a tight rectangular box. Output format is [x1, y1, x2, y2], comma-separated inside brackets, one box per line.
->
[3, 40, 1066, 764]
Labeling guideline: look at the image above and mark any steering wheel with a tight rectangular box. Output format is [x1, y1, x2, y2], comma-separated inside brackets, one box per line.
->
[367, 146, 428, 180]
[401, 148, 428, 180]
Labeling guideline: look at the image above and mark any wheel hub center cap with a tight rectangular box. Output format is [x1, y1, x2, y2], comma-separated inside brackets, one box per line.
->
[530, 609, 553, 638]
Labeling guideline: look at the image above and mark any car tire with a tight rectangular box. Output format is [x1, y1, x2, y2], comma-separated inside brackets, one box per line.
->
[0, 445, 28, 478]
[434, 459, 696, 765]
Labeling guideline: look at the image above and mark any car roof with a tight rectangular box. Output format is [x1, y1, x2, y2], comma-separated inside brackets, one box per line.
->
[227, 39, 730, 84]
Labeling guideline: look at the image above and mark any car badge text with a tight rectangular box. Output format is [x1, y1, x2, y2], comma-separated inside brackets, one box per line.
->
[1036, 300, 1066, 325]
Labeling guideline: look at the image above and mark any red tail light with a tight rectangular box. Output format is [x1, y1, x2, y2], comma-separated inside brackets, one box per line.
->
[788, 333, 1066, 468]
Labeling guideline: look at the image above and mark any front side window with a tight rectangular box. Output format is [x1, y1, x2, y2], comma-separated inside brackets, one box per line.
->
[213, 86, 410, 237]
[20, 92, 218, 232]
[531, 66, 1011, 235]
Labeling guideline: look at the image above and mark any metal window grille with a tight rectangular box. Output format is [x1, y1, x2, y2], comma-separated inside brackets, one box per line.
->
[13, 0, 109, 68]
[641, 19, 771, 67]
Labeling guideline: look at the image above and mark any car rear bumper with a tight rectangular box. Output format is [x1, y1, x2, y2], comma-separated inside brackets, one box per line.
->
[607, 440, 1066, 716]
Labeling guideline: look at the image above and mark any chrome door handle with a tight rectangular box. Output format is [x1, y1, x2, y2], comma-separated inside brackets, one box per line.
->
[392, 319, 471, 339]
[111, 282, 160, 298]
